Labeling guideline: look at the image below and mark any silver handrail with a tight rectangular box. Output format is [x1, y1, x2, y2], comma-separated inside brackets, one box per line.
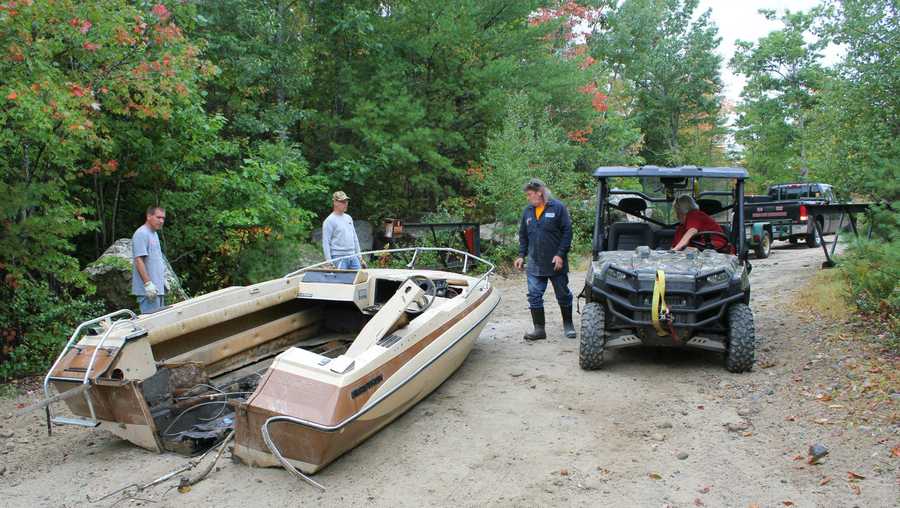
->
[42, 309, 137, 424]
[284, 247, 496, 296]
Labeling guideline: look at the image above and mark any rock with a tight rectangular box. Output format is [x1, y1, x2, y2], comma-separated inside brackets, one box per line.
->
[509, 371, 525, 378]
[0, 430, 13, 438]
[725, 420, 750, 432]
[311, 219, 373, 251]
[657, 422, 673, 429]
[6, 442, 14, 451]
[84, 238, 187, 311]
[890, 392, 900, 402]
[650, 433, 666, 442]
[736, 407, 757, 417]
[676, 452, 689, 460]
[807, 443, 829, 464]
[0, 463, 5, 475]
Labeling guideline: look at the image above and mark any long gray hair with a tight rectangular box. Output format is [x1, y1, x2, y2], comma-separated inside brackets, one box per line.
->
[523, 178, 553, 201]
[674, 194, 699, 215]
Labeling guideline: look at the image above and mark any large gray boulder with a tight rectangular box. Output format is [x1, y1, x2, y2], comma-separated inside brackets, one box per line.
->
[311, 219, 373, 251]
[85, 238, 187, 311]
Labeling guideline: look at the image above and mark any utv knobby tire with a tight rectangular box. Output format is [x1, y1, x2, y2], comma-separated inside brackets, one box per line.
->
[725, 303, 756, 373]
[579, 302, 606, 370]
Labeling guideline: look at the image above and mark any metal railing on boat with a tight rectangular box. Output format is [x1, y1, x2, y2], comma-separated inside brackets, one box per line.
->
[41, 309, 140, 431]
[284, 246, 496, 296]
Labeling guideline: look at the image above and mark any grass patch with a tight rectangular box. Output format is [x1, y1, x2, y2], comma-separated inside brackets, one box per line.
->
[793, 268, 853, 323]
[0, 383, 18, 399]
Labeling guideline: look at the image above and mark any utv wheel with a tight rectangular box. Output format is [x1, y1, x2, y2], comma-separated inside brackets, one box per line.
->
[579, 302, 606, 370]
[754, 231, 771, 259]
[806, 219, 823, 248]
[724, 303, 756, 373]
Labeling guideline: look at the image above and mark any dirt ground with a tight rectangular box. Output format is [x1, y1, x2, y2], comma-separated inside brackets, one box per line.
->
[1, 242, 898, 507]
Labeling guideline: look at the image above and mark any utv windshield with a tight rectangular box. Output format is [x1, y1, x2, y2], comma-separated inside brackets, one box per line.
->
[608, 176, 735, 227]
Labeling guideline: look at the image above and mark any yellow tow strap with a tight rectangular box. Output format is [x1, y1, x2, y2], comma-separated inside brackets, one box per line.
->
[651, 269, 669, 337]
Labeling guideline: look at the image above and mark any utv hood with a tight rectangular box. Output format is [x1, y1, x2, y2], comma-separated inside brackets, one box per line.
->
[594, 246, 740, 279]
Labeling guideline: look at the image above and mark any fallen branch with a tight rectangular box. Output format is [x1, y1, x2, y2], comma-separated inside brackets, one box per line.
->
[16, 384, 91, 417]
[89, 431, 233, 504]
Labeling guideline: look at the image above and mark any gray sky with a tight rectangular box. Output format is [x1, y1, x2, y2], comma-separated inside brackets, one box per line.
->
[697, 0, 836, 104]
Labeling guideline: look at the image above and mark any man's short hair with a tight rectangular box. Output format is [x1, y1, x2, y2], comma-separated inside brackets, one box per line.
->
[674, 195, 699, 215]
[146, 206, 165, 216]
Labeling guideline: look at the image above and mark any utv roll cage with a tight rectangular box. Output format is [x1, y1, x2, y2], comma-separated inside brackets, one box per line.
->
[591, 165, 749, 261]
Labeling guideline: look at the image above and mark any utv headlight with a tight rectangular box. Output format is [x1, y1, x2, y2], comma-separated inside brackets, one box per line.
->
[703, 271, 730, 284]
[607, 267, 631, 281]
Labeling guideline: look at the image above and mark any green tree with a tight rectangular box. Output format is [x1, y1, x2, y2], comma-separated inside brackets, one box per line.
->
[591, 0, 725, 165]
[0, 0, 218, 376]
[805, 0, 899, 201]
[730, 8, 826, 187]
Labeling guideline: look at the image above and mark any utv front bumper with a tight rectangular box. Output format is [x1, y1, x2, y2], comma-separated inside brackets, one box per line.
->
[588, 268, 745, 331]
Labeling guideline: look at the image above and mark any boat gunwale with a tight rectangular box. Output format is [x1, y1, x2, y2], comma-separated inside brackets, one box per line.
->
[252, 288, 500, 434]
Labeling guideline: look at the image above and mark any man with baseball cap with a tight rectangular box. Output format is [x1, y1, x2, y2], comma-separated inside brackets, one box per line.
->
[322, 191, 367, 269]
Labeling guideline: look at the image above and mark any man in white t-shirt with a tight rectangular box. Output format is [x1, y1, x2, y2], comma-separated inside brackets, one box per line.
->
[322, 191, 367, 270]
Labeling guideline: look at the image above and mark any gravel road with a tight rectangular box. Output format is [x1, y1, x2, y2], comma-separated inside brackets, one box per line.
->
[1, 242, 897, 507]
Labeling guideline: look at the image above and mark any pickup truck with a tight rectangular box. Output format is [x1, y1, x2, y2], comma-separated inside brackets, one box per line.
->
[743, 183, 844, 258]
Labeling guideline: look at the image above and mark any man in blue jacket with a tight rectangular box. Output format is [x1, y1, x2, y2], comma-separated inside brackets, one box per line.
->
[514, 178, 575, 340]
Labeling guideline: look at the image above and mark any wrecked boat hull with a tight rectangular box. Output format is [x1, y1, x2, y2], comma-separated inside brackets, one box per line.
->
[233, 288, 498, 474]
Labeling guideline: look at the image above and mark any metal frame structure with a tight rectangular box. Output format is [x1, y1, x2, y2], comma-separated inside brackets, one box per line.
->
[286, 247, 496, 296]
[591, 165, 749, 261]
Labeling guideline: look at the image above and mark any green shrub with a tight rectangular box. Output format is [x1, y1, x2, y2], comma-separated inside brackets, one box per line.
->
[0, 280, 104, 380]
[838, 213, 900, 346]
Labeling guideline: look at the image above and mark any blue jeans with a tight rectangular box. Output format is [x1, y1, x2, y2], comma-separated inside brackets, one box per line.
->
[334, 256, 361, 270]
[526, 272, 573, 309]
[137, 295, 164, 314]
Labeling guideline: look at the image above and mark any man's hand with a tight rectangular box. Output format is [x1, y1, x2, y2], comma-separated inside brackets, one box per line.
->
[514, 257, 525, 271]
[360, 257, 368, 269]
[552, 255, 564, 271]
[144, 281, 159, 299]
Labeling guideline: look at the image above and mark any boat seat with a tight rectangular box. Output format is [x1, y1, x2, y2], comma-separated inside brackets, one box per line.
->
[608, 223, 653, 251]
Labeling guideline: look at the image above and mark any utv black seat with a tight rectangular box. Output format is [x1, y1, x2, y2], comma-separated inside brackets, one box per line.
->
[617, 197, 648, 218]
[608, 223, 653, 251]
[653, 228, 676, 250]
[697, 198, 724, 216]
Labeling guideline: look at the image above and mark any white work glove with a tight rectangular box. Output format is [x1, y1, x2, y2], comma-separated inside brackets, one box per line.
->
[144, 281, 159, 299]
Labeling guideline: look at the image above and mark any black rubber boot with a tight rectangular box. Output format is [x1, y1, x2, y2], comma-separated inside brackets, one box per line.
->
[561, 305, 576, 339]
[524, 308, 546, 341]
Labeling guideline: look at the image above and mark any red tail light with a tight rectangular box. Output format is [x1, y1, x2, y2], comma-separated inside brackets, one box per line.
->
[799, 205, 808, 222]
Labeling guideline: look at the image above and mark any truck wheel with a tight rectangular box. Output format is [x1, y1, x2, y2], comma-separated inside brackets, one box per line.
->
[579, 302, 606, 370]
[753, 231, 771, 259]
[806, 219, 823, 248]
[724, 303, 755, 373]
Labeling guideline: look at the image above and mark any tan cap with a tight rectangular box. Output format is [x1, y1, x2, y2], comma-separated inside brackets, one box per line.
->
[332, 191, 349, 201]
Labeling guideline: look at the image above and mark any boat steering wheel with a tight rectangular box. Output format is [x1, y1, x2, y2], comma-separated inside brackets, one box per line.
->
[689, 231, 733, 254]
[404, 275, 437, 314]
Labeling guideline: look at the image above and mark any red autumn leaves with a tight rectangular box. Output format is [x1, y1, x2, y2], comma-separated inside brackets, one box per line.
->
[83, 159, 119, 176]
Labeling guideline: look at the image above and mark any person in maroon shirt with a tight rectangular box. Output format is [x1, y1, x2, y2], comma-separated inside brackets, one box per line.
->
[672, 195, 731, 252]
